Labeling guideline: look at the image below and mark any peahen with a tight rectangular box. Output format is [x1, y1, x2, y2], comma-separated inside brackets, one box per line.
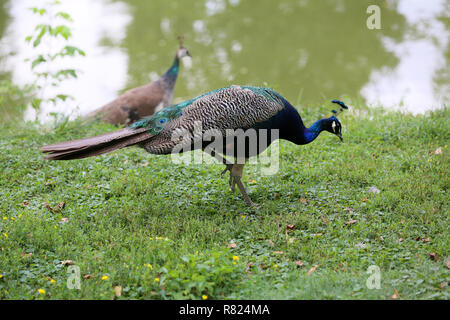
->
[42, 86, 348, 206]
[84, 43, 191, 125]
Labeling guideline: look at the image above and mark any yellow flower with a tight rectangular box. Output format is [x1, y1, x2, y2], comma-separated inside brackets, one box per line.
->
[156, 237, 163, 240]
[2, 233, 7, 239]
[101, 275, 109, 280]
[0, 274, 3, 279]
[154, 277, 160, 282]
[232, 256, 239, 261]
[10, 217, 15, 221]
[2, 217, 7, 220]
[274, 264, 278, 268]
[50, 279, 56, 284]
[38, 289, 46, 295]
[145, 264, 153, 270]
[233, 262, 236, 265]
[202, 295, 208, 300]
[149, 237, 154, 240]
[18, 214, 22, 218]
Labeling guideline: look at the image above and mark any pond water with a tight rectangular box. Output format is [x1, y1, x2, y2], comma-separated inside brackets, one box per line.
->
[0, 0, 448, 121]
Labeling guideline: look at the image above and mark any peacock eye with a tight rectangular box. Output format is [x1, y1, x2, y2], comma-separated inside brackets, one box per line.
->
[159, 119, 166, 124]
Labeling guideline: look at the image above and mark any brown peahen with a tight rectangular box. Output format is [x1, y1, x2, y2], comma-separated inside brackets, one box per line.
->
[84, 43, 191, 125]
[42, 86, 348, 206]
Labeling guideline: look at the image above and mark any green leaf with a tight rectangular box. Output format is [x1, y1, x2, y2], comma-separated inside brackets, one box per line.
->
[54, 69, 78, 79]
[51, 25, 72, 40]
[62, 46, 86, 57]
[55, 12, 73, 22]
[29, 7, 47, 16]
[56, 94, 71, 102]
[32, 25, 48, 47]
[31, 55, 46, 69]
[31, 98, 42, 110]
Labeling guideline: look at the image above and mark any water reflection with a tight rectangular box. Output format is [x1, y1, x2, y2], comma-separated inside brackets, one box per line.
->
[361, 0, 449, 113]
[0, 0, 447, 121]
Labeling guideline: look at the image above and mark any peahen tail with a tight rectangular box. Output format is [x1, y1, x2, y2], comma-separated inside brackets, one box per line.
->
[41, 127, 153, 160]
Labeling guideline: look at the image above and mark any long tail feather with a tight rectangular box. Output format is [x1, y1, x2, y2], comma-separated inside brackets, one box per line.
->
[41, 128, 153, 160]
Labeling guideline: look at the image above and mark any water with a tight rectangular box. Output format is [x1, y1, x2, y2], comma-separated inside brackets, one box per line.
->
[0, 0, 448, 121]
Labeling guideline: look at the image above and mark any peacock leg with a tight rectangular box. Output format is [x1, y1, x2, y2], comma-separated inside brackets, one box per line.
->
[230, 164, 255, 207]
[206, 150, 254, 205]
[207, 149, 233, 183]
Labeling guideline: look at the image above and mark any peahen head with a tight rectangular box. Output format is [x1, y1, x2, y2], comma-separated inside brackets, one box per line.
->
[176, 36, 191, 59]
[176, 46, 191, 59]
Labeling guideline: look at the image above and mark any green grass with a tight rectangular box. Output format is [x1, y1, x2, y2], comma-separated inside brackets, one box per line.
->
[0, 103, 448, 300]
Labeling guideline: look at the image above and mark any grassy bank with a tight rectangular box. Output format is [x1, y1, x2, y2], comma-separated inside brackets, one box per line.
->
[0, 104, 448, 299]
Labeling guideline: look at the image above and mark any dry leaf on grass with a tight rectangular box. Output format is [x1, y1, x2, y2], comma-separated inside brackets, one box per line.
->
[295, 261, 304, 267]
[391, 288, 400, 299]
[307, 265, 318, 275]
[320, 216, 329, 223]
[227, 243, 237, 248]
[60, 260, 74, 266]
[273, 251, 284, 255]
[446, 260, 450, 269]
[345, 220, 358, 225]
[286, 224, 296, 230]
[21, 252, 32, 259]
[83, 275, 91, 279]
[300, 198, 307, 204]
[113, 286, 122, 297]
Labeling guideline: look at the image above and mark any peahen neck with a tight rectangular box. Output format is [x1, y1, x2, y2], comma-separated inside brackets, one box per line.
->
[163, 55, 179, 80]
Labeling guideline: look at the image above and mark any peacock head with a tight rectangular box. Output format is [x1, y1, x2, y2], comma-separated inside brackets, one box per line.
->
[323, 100, 349, 142]
[323, 116, 343, 141]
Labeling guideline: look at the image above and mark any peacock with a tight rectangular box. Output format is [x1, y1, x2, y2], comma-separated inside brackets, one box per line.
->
[84, 41, 191, 125]
[42, 85, 348, 206]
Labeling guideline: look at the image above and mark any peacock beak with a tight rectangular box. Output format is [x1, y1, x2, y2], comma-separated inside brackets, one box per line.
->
[337, 133, 343, 142]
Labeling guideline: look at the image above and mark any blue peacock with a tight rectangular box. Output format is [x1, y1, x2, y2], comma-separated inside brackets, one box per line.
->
[42, 85, 348, 206]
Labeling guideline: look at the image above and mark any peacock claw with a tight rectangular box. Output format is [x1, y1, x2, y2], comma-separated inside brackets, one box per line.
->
[220, 164, 233, 176]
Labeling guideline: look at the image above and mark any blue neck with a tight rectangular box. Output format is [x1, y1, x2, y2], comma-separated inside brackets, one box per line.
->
[302, 119, 327, 144]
